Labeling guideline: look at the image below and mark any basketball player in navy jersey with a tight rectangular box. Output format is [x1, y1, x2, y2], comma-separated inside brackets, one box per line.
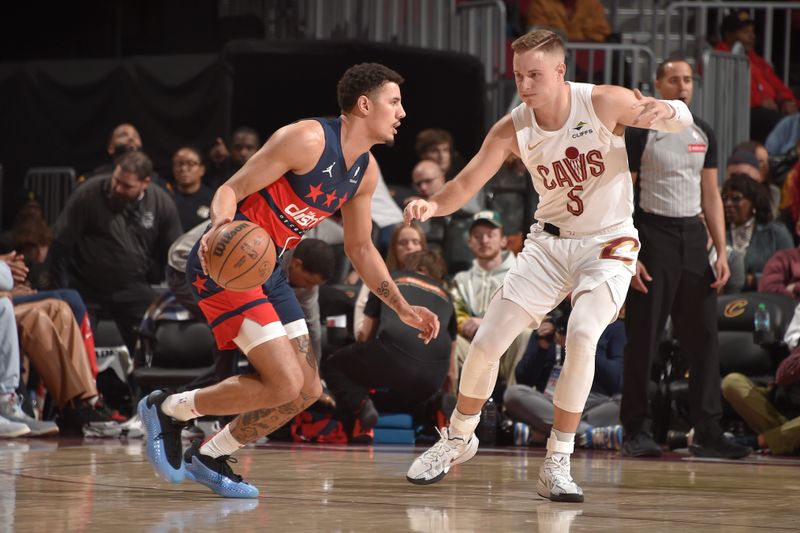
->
[404, 30, 693, 502]
[138, 63, 440, 498]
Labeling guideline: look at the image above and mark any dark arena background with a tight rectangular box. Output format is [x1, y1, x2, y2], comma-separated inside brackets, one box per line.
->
[1, 1, 799, 531]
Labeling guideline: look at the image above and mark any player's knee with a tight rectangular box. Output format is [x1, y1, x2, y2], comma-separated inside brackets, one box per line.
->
[565, 325, 599, 359]
[302, 375, 323, 401]
[259, 363, 304, 406]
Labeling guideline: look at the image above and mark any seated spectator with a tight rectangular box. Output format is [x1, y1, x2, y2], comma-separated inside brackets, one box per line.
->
[527, 0, 610, 43]
[406, 160, 481, 250]
[0, 261, 54, 437]
[352, 223, 428, 335]
[205, 126, 260, 189]
[82, 123, 170, 191]
[723, 174, 793, 292]
[721, 302, 800, 454]
[766, 113, 800, 158]
[0, 259, 112, 436]
[415, 128, 466, 180]
[322, 250, 457, 440]
[504, 314, 624, 448]
[714, 10, 798, 142]
[728, 145, 780, 215]
[49, 151, 182, 353]
[758, 243, 800, 300]
[451, 210, 531, 389]
[170, 146, 213, 231]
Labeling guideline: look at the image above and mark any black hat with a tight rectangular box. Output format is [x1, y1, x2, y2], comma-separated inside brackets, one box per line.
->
[721, 10, 754, 36]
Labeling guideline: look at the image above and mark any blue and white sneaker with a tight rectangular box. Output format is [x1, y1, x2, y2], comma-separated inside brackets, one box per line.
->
[184, 440, 259, 498]
[137, 390, 186, 484]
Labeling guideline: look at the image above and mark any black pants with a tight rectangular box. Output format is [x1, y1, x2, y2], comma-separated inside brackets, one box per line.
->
[81, 283, 157, 356]
[621, 213, 722, 439]
[323, 340, 448, 415]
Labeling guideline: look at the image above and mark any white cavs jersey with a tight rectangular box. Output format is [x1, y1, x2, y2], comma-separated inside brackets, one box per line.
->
[511, 82, 633, 234]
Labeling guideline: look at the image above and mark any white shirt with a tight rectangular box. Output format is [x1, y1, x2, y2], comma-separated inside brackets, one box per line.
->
[511, 82, 633, 233]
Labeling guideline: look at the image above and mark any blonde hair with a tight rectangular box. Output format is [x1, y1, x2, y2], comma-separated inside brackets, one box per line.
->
[511, 29, 565, 60]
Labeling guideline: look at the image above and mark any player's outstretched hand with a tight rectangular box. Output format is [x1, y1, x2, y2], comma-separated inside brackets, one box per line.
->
[403, 199, 438, 225]
[399, 305, 440, 344]
[631, 88, 674, 128]
[198, 216, 232, 276]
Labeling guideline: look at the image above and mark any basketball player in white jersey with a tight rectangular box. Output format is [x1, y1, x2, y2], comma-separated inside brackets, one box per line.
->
[404, 29, 693, 502]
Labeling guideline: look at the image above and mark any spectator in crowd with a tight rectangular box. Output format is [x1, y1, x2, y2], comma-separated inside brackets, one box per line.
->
[415, 128, 466, 180]
[49, 150, 182, 354]
[527, 0, 611, 43]
[721, 302, 800, 454]
[0, 261, 39, 438]
[451, 210, 530, 389]
[714, 10, 798, 143]
[171, 146, 213, 231]
[204, 126, 261, 189]
[757, 240, 800, 301]
[406, 160, 482, 250]
[727, 147, 780, 216]
[766, 113, 800, 158]
[83, 123, 170, 191]
[323, 250, 457, 440]
[504, 314, 624, 448]
[6, 204, 101, 377]
[0, 257, 112, 436]
[622, 58, 748, 459]
[723, 173, 793, 293]
[352, 223, 428, 335]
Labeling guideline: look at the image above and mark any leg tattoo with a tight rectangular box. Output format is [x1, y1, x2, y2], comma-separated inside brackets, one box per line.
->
[293, 335, 317, 372]
[230, 393, 318, 444]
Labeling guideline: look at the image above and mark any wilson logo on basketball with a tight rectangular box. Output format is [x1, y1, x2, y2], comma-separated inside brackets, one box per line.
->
[536, 147, 605, 190]
[724, 299, 748, 318]
[212, 222, 248, 257]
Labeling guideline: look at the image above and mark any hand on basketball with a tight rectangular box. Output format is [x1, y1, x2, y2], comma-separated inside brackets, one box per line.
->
[198, 217, 232, 276]
[631, 88, 674, 127]
[403, 199, 438, 225]
[710, 255, 730, 291]
[399, 305, 440, 344]
[630, 260, 652, 294]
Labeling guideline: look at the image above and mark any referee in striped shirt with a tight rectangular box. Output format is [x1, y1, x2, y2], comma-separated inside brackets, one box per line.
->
[620, 58, 749, 459]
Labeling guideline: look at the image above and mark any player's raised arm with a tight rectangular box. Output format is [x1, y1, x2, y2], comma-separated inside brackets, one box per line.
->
[593, 85, 693, 133]
[342, 155, 440, 344]
[404, 115, 517, 225]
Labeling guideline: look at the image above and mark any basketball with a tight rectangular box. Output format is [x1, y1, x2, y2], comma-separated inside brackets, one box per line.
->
[204, 220, 276, 291]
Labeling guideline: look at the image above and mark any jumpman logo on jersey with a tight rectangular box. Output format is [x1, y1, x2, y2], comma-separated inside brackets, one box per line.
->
[323, 162, 336, 177]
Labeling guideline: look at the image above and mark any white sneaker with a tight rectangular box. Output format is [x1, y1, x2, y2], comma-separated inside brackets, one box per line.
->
[537, 455, 584, 502]
[406, 427, 479, 485]
[0, 414, 31, 438]
[118, 414, 144, 439]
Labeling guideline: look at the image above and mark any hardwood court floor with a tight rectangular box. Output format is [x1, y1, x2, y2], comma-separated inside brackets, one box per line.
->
[2, 438, 798, 532]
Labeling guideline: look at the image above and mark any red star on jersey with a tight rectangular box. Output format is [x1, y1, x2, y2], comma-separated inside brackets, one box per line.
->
[323, 190, 338, 208]
[192, 274, 209, 294]
[336, 192, 348, 210]
[306, 183, 324, 203]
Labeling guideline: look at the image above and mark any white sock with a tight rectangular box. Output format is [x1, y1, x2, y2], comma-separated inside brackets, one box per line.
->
[161, 390, 201, 421]
[449, 408, 481, 440]
[546, 428, 575, 460]
[199, 425, 243, 458]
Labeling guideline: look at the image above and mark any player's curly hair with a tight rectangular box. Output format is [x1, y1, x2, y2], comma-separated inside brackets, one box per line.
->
[337, 63, 404, 113]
